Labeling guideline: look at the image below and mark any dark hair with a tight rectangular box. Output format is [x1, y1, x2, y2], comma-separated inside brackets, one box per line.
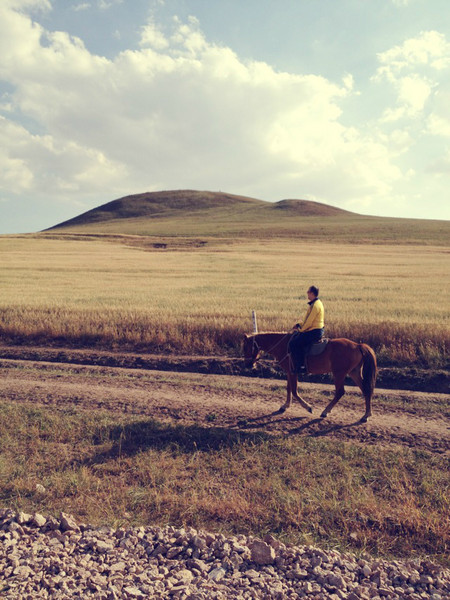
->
[308, 285, 319, 297]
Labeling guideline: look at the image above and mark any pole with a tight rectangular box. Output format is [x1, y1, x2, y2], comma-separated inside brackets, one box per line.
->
[252, 310, 258, 333]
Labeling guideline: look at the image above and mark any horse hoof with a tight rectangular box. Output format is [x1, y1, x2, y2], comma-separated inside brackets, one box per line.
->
[307, 406, 313, 414]
[320, 411, 327, 419]
[360, 416, 368, 423]
[277, 407, 286, 414]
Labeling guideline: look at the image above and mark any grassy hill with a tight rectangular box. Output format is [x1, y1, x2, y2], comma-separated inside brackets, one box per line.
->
[44, 190, 450, 245]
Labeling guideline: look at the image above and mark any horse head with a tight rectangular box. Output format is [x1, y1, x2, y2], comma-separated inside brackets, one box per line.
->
[243, 334, 261, 368]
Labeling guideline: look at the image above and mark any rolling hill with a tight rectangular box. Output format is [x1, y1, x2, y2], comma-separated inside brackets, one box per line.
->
[47, 190, 352, 228]
[44, 189, 450, 245]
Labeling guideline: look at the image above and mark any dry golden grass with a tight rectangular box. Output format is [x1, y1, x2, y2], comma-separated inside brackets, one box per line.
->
[0, 236, 448, 367]
[0, 400, 448, 564]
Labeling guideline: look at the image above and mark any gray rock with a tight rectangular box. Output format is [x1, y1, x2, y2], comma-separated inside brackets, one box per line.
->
[60, 512, 79, 532]
[0, 509, 448, 600]
[208, 567, 227, 582]
[123, 586, 145, 598]
[175, 568, 194, 584]
[32, 513, 47, 528]
[17, 511, 32, 525]
[96, 539, 115, 553]
[328, 572, 347, 589]
[250, 540, 276, 565]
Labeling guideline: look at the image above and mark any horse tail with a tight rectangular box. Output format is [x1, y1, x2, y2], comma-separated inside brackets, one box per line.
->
[360, 344, 377, 399]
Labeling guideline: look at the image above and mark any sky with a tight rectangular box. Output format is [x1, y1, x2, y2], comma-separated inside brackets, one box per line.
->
[1, 0, 450, 233]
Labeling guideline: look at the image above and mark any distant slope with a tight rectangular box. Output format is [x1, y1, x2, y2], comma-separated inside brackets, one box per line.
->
[46, 189, 354, 230]
[272, 198, 353, 217]
[47, 191, 269, 229]
[44, 189, 450, 245]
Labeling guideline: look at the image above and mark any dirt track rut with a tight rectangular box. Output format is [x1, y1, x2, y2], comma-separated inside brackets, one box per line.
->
[1, 357, 449, 457]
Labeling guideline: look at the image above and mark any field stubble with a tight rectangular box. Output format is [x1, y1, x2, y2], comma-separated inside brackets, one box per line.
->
[0, 236, 448, 369]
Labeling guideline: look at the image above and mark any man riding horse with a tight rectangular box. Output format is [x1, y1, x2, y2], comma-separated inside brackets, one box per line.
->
[243, 286, 377, 421]
[288, 285, 324, 374]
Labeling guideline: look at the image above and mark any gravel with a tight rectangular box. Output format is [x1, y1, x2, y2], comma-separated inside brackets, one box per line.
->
[1, 508, 449, 599]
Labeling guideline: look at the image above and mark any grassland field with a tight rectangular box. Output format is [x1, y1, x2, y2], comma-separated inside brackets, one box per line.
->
[0, 234, 448, 369]
[0, 227, 449, 566]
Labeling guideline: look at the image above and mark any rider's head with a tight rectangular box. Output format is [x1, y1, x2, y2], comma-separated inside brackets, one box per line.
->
[308, 285, 319, 298]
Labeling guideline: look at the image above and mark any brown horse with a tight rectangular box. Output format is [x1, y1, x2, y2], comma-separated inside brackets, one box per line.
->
[243, 332, 377, 422]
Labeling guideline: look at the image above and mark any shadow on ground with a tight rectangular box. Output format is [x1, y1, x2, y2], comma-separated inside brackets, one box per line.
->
[235, 410, 366, 437]
[83, 418, 272, 465]
[82, 409, 372, 467]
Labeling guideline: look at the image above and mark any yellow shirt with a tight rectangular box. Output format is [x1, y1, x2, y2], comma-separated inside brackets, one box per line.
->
[299, 298, 324, 332]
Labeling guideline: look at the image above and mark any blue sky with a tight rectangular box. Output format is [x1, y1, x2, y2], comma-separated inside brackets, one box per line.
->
[1, 0, 450, 233]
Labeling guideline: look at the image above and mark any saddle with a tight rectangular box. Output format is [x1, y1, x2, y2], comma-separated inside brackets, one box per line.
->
[288, 335, 329, 375]
[306, 338, 329, 357]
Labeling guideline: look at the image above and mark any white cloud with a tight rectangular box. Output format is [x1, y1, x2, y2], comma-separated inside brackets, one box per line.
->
[426, 90, 450, 137]
[375, 30, 450, 77]
[397, 75, 432, 111]
[170, 16, 208, 55]
[380, 74, 433, 121]
[0, 117, 34, 191]
[427, 113, 450, 137]
[98, 0, 123, 10]
[0, 115, 128, 196]
[426, 151, 450, 174]
[72, 3, 91, 11]
[373, 30, 450, 130]
[0, 3, 443, 223]
[384, 129, 413, 154]
[3, 0, 51, 10]
[139, 21, 169, 50]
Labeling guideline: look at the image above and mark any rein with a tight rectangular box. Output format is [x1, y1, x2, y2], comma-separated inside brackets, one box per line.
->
[251, 332, 292, 366]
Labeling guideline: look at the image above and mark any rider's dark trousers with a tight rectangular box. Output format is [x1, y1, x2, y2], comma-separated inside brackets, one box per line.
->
[288, 328, 324, 370]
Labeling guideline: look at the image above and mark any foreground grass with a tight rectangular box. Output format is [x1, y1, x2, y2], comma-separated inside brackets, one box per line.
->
[1, 401, 448, 565]
[1, 237, 449, 368]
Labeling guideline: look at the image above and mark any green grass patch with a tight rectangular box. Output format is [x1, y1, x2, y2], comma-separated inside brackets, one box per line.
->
[1, 401, 448, 565]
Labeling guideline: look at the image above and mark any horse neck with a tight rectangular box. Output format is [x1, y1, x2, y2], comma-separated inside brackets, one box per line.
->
[255, 332, 288, 359]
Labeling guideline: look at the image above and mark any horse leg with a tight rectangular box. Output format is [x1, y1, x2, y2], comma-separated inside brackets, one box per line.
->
[279, 378, 292, 413]
[349, 369, 372, 423]
[289, 371, 313, 414]
[279, 371, 313, 414]
[321, 372, 346, 418]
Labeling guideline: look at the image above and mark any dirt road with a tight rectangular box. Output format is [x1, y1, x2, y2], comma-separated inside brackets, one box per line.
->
[1, 353, 448, 457]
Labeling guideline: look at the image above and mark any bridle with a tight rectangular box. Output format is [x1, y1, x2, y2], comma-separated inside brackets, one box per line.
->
[246, 332, 292, 367]
[247, 336, 260, 366]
